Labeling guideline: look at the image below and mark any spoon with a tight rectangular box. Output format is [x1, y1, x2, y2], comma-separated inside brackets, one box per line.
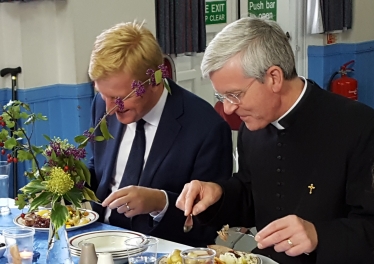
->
[183, 214, 193, 233]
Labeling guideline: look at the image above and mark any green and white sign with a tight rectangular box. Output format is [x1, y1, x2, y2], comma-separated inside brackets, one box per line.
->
[205, 1, 227, 25]
[248, 0, 277, 21]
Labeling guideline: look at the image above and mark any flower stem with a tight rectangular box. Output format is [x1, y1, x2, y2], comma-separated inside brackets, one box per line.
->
[3, 110, 44, 181]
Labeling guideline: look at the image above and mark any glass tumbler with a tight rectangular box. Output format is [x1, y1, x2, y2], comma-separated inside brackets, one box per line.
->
[3, 227, 35, 264]
[0, 161, 11, 216]
[180, 248, 216, 264]
[125, 236, 159, 264]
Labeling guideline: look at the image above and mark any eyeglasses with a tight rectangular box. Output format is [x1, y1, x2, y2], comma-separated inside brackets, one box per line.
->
[214, 79, 257, 105]
[214, 92, 242, 105]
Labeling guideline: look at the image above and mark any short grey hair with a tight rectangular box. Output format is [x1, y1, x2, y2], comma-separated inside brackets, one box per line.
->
[201, 17, 297, 82]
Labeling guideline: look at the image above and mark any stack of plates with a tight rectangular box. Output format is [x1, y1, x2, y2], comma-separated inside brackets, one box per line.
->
[68, 230, 147, 263]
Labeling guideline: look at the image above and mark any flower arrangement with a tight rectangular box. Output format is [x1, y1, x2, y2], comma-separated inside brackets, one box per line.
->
[0, 65, 169, 236]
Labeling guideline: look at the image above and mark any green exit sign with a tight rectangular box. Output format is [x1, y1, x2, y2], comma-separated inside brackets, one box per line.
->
[205, 1, 227, 25]
[248, 0, 277, 21]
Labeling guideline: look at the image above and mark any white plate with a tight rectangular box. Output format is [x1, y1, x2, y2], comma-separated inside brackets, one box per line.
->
[13, 209, 99, 232]
[68, 230, 147, 254]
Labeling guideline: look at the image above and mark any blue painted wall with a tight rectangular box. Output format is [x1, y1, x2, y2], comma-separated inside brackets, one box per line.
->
[308, 40, 374, 108]
[0, 83, 94, 198]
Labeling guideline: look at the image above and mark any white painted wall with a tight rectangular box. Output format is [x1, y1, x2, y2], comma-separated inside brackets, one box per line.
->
[340, 0, 374, 43]
[0, 0, 156, 89]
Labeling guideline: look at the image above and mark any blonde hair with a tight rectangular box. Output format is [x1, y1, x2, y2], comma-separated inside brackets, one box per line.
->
[89, 21, 164, 81]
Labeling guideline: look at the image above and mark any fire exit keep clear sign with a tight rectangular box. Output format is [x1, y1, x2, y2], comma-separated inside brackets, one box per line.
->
[205, 1, 227, 25]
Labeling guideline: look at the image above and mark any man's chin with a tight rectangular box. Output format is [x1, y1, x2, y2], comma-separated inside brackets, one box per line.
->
[115, 111, 136, 124]
[244, 120, 267, 131]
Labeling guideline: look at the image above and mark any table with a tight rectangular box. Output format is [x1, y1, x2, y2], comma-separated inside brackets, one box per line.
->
[0, 203, 277, 264]
[0, 208, 190, 264]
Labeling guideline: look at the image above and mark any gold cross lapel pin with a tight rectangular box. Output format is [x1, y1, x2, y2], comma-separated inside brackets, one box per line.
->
[308, 183, 315, 194]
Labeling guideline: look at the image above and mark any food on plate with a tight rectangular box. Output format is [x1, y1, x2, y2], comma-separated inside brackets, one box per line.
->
[206, 245, 233, 257]
[20, 206, 90, 228]
[166, 249, 182, 264]
[217, 251, 259, 264]
[217, 224, 229, 241]
[165, 246, 259, 264]
[208, 245, 260, 264]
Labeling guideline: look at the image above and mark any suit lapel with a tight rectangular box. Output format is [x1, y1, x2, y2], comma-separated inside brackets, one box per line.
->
[99, 114, 125, 194]
[139, 82, 183, 186]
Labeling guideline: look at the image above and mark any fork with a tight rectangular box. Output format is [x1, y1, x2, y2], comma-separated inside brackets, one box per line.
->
[81, 200, 103, 206]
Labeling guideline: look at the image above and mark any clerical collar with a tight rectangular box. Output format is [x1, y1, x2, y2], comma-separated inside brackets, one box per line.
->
[271, 76, 308, 130]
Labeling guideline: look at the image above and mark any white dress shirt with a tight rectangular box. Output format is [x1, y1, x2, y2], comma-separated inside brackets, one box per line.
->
[271, 76, 307, 130]
[105, 87, 169, 223]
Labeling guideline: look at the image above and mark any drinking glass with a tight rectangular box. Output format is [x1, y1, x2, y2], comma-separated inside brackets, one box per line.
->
[3, 227, 35, 264]
[125, 236, 158, 264]
[0, 161, 11, 216]
[180, 248, 216, 264]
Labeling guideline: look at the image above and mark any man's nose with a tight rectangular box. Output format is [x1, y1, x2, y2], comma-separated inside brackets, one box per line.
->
[223, 100, 238, 115]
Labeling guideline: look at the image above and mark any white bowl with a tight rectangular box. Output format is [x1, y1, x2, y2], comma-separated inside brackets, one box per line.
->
[0, 235, 5, 258]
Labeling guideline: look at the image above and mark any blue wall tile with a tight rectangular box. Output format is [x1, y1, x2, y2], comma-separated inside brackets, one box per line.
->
[0, 83, 94, 197]
[308, 40, 374, 108]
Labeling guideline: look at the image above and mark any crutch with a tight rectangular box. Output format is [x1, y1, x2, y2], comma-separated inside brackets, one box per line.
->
[0, 66, 22, 196]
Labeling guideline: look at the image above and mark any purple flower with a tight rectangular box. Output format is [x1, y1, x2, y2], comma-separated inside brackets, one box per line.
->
[83, 130, 95, 142]
[131, 80, 146, 96]
[75, 181, 85, 190]
[115, 97, 125, 112]
[158, 64, 169, 78]
[146, 69, 156, 86]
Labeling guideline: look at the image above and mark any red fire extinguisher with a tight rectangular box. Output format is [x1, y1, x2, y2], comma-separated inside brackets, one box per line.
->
[328, 60, 358, 101]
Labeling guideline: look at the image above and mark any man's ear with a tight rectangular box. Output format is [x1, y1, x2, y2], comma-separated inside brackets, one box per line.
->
[266, 66, 283, 93]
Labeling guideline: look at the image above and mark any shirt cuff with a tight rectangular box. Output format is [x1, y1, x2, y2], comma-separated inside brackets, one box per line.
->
[149, 190, 169, 222]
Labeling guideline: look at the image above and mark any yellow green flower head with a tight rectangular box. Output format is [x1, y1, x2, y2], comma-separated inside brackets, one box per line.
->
[46, 167, 74, 195]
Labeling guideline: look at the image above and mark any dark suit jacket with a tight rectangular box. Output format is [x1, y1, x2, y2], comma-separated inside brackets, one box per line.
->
[88, 80, 233, 246]
[200, 80, 374, 264]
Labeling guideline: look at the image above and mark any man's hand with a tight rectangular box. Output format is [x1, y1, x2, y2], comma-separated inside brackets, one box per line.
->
[255, 215, 318, 256]
[176, 180, 223, 216]
[102, 186, 166, 218]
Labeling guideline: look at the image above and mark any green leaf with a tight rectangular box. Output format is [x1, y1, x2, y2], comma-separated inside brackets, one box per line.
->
[43, 134, 51, 142]
[15, 194, 27, 209]
[21, 103, 31, 112]
[20, 180, 46, 194]
[74, 135, 87, 144]
[50, 202, 69, 233]
[17, 150, 34, 161]
[11, 105, 21, 119]
[36, 113, 48, 121]
[51, 150, 58, 161]
[94, 136, 105, 142]
[31, 145, 44, 155]
[13, 129, 25, 138]
[24, 114, 35, 125]
[6, 120, 15, 129]
[75, 160, 91, 186]
[164, 81, 172, 95]
[99, 118, 114, 140]
[88, 127, 95, 133]
[82, 187, 99, 202]
[63, 188, 83, 208]
[29, 192, 53, 211]
[155, 69, 162, 85]
[4, 137, 17, 149]
[78, 139, 89, 149]
[19, 112, 29, 119]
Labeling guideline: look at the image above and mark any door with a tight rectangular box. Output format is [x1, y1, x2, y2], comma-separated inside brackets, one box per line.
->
[171, 0, 238, 105]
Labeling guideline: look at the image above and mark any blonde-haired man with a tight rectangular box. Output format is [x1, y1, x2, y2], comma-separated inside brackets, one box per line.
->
[87, 21, 233, 246]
